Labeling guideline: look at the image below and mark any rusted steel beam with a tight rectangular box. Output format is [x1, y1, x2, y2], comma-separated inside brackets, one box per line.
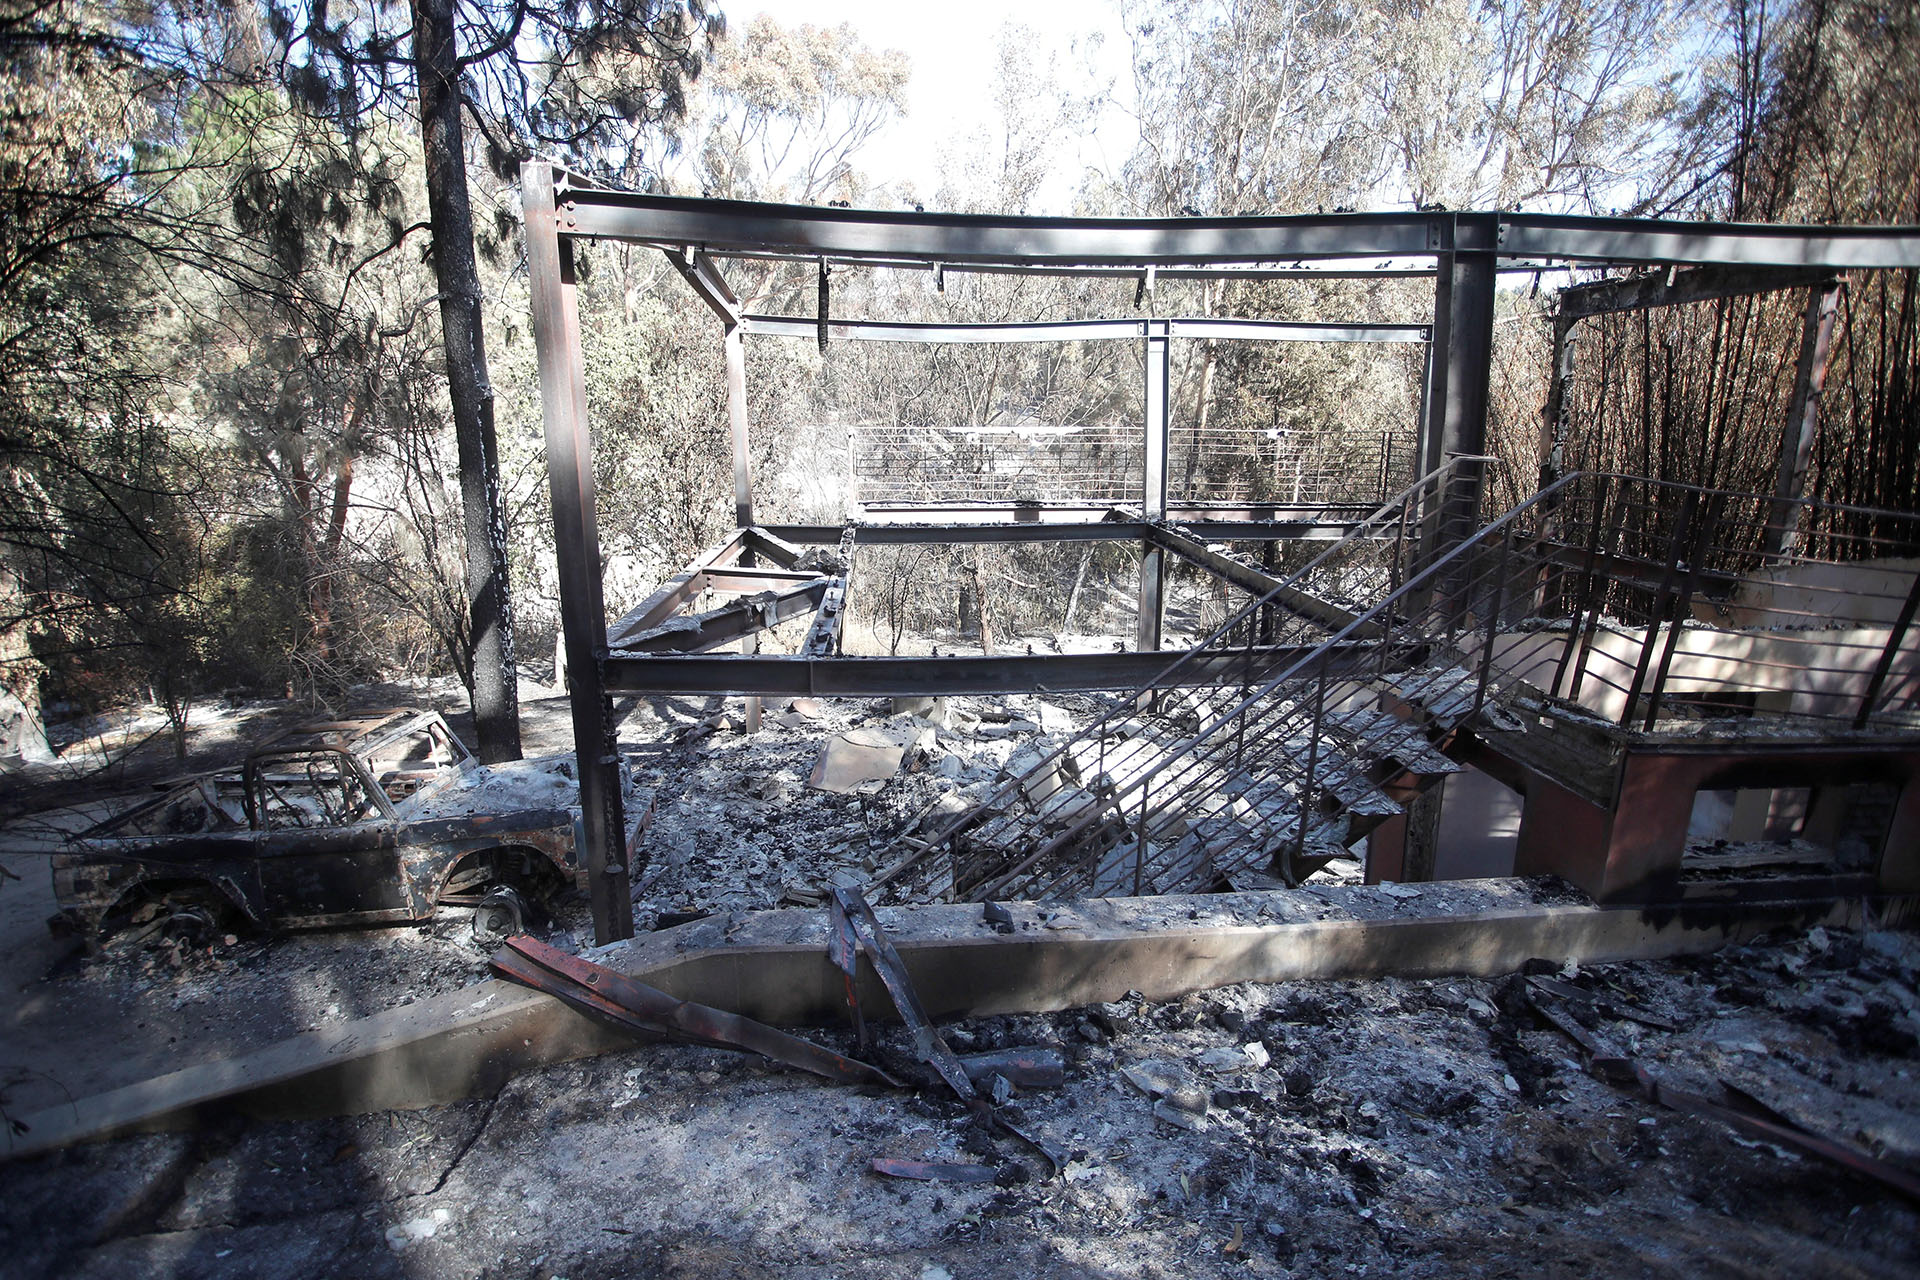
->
[614, 578, 831, 655]
[491, 934, 900, 1089]
[525, 161, 631, 945]
[1557, 264, 1839, 319]
[604, 531, 751, 648]
[601, 642, 1380, 697]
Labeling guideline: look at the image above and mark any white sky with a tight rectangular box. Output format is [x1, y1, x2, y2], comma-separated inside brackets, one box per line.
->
[743, 0, 1136, 213]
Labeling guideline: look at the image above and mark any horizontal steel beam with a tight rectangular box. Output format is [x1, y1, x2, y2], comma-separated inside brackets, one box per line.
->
[715, 252, 1443, 280]
[1169, 318, 1427, 343]
[744, 316, 1147, 343]
[561, 189, 1443, 263]
[760, 519, 1381, 545]
[700, 567, 825, 592]
[1499, 215, 1920, 270]
[600, 643, 1377, 696]
[1558, 264, 1840, 319]
[740, 315, 1428, 344]
[552, 183, 1920, 270]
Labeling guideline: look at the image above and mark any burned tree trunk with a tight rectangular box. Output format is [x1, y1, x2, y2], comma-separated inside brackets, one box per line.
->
[412, 0, 521, 761]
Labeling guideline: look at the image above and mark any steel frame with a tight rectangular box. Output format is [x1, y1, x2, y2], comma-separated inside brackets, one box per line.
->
[524, 164, 1920, 941]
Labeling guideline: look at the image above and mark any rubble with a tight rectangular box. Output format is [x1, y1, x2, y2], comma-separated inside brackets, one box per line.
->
[4, 912, 1916, 1278]
[1, 692, 1916, 1278]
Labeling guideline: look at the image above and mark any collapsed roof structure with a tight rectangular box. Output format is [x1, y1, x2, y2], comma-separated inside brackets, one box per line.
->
[521, 163, 1920, 947]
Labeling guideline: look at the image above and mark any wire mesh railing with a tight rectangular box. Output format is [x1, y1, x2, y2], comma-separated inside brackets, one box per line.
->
[853, 422, 1144, 505]
[1167, 425, 1416, 508]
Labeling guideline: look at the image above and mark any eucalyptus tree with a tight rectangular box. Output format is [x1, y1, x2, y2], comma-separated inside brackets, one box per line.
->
[262, 0, 717, 760]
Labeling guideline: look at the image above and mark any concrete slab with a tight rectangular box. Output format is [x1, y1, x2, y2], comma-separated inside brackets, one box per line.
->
[8, 878, 1911, 1160]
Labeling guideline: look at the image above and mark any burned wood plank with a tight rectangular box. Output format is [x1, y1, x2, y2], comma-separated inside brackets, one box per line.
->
[869, 1158, 1000, 1183]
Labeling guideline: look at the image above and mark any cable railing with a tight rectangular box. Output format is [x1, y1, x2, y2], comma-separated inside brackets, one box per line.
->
[1511, 473, 1920, 733]
[875, 467, 1920, 906]
[873, 457, 1485, 902]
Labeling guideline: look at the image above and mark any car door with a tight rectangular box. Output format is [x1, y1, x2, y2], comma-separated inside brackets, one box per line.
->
[249, 748, 410, 925]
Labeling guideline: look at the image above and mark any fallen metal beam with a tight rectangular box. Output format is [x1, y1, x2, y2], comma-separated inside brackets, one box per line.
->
[11, 882, 1909, 1159]
[600, 642, 1378, 696]
[606, 531, 751, 648]
[616, 578, 830, 654]
[491, 934, 899, 1089]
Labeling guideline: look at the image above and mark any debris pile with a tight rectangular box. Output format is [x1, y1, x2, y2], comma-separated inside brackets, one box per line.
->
[629, 692, 1152, 918]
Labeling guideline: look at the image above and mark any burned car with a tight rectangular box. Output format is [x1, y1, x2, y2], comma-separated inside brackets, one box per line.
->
[51, 709, 595, 945]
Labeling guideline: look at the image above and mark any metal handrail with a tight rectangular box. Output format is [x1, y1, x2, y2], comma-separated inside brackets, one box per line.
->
[881, 466, 1920, 903]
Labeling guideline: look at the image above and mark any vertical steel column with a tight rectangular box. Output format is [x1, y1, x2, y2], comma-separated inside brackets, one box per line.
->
[1136, 320, 1171, 652]
[1538, 312, 1576, 488]
[524, 164, 633, 945]
[726, 323, 753, 528]
[726, 323, 762, 732]
[1414, 217, 1499, 606]
[1763, 279, 1844, 557]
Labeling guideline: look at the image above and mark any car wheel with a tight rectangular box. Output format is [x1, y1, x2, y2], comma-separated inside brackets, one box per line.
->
[162, 904, 221, 946]
[473, 886, 529, 946]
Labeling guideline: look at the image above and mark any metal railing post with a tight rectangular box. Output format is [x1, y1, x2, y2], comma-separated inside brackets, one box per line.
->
[1133, 772, 1152, 897]
[1473, 520, 1517, 720]
[1622, 488, 1698, 727]
[1854, 567, 1920, 729]
[1292, 658, 1330, 876]
[1643, 493, 1723, 729]
[1553, 474, 1612, 699]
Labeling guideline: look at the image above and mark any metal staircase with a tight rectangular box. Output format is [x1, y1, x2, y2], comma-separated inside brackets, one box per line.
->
[876, 467, 1920, 904]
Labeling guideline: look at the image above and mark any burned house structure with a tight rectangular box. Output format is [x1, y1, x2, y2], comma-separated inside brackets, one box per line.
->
[522, 164, 1920, 948]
